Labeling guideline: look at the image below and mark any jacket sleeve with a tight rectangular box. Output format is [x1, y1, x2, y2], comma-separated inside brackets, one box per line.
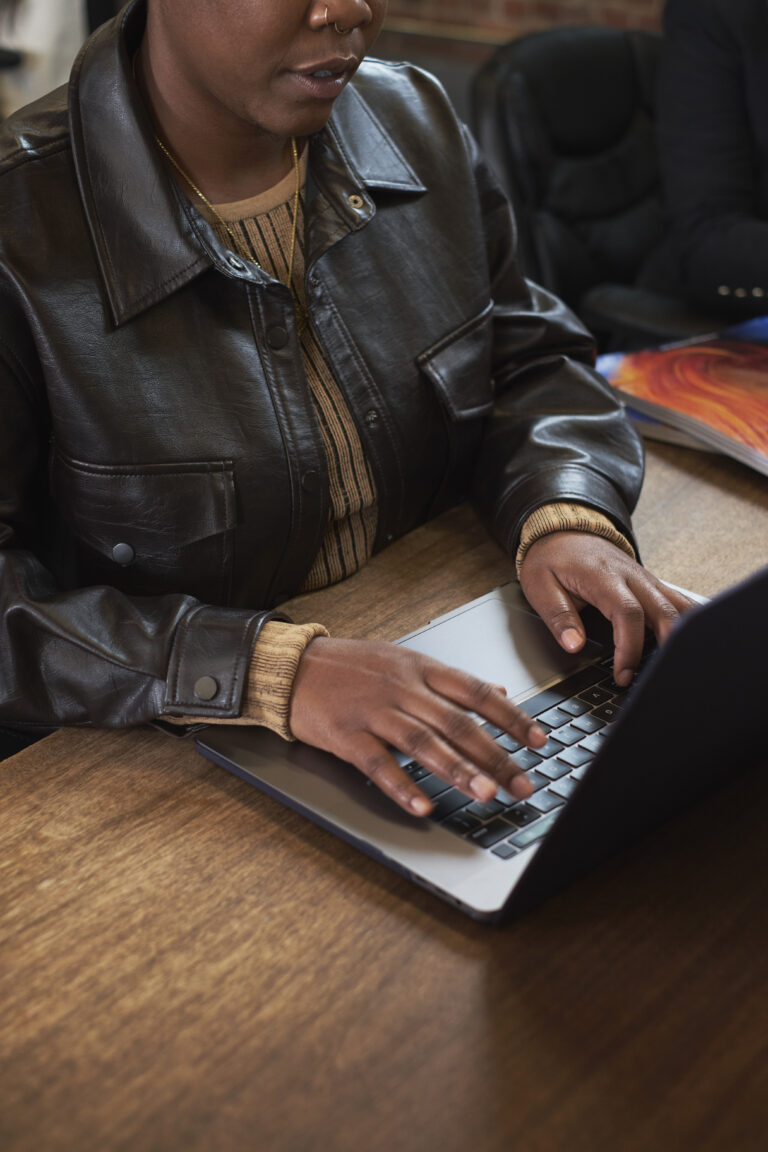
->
[656, 0, 768, 317]
[466, 128, 645, 559]
[0, 311, 284, 730]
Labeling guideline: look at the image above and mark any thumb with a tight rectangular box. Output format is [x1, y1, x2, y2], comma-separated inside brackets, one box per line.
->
[521, 573, 586, 654]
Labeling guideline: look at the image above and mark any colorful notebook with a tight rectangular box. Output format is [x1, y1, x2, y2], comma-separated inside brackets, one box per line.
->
[597, 316, 768, 475]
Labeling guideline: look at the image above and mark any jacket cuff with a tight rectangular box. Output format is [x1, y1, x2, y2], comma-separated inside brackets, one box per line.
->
[493, 464, 640, 560]
[161, 605, 289, 718]
[514, 502, 636, 579]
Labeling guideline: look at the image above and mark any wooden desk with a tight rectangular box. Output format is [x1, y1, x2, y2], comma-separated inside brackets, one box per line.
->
[2, 444, 767, 1152]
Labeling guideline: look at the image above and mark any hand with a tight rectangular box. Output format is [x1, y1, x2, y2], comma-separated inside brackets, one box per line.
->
[518, 532, 697, 686]
[289, 637, 546, 816]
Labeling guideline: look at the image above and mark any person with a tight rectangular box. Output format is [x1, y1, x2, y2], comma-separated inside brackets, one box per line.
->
[654, 0, 768, 320]
[0, 0, 693, 816]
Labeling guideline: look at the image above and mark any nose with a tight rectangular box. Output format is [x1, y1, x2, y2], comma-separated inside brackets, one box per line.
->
[309, 0, 374, 33]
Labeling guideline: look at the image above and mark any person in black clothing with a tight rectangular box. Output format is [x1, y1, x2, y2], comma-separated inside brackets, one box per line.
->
[654, 0, 768, 319]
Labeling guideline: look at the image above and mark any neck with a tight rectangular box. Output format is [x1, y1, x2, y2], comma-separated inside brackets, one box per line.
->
[135, 42, 296, 202]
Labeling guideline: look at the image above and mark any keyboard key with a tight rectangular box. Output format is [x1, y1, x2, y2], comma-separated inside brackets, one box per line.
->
[581, 731, 608, 755]
[510, 808, 560, 849]
[505, 802, 539, 827]
[557, 696, 590, 717]
[557, 745, 593, 768]
[536, 759, 571, 781]
[598, 677, 629, 696]
[549, 776, 578, 800]
[571, 712, 604, 734]
[465, 799, 506, 821]
[469, 818, 515, 848]
[548, 724, 583, 746]
[571, 765, 589, 780]
[535, 737, 566, 759]
[496, 732, 522, 754]
[511, 748, 543, 771]
[526, 770, 549, 792]
[418, 774, 452, 798]
[491, 841, 519, 860]
[430, 789, 471, 822]
[528, 789, 565, 814]
[593, 701, 622, 723]
[404, 762, 430, 781]
[442, 810, 482, 835]
[483, 722, 504, 738]
[537, 706, 573, 729]
[577, 685, 613, 706]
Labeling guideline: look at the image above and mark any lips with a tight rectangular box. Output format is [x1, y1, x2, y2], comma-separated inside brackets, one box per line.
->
[289, 55, 359, 100]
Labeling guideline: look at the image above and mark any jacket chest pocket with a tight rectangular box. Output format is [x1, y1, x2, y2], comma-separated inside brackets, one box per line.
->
[52, 454, 238, 605]
[417, 301, 495, 421]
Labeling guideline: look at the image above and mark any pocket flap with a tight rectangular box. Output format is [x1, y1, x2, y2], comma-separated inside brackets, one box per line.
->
[53, 455, 237, 562]
[417, 301, 495, 421]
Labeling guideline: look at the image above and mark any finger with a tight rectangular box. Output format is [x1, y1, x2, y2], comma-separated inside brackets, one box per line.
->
[373, 704, 533, 802]
[610, 578, 696, 685]
[637, 580, 698, 645]
[343, 731, 434, 816]
[421, 663, 546, 749]
[519, 568, 589, 656]
[605, 589, 649, 686]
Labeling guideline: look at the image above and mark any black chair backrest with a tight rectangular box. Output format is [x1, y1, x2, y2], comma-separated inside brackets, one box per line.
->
[0, 47, 21, 69]
[471, 26, 663, 311]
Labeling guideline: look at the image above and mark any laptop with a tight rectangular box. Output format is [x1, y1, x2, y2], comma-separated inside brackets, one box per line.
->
[195, 565, 767, 922]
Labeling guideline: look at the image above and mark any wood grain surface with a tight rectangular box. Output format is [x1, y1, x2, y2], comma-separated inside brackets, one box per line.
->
[1, 445, 767, 1152]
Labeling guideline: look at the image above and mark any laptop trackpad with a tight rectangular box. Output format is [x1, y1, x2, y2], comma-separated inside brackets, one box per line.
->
[396, 584, 604, 703]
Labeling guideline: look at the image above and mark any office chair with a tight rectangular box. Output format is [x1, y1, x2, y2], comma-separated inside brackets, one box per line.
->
[0, 46, 21, 69]
[471, 25, 727, 350]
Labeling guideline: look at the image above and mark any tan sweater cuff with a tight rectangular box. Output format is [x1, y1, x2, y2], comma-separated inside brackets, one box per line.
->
[515, 502, 636, 579]
[162, 620, 328, 738]
[240, 620, 329, 738]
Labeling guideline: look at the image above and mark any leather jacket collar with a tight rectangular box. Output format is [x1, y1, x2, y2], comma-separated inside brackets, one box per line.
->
[70, 0, 427, 327]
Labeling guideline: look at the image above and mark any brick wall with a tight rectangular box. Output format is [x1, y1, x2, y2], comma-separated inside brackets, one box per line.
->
[384, 0, 665, 40]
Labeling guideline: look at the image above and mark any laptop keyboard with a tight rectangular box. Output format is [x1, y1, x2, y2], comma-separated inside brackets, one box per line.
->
[404, 653, 645, 860]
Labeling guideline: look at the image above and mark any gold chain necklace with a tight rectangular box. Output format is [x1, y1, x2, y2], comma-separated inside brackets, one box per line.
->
[152, 133, 304, 317]
[132, 55, 305, 324]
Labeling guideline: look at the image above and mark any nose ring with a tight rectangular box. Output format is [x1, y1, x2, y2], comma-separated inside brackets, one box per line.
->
[323, 6, 351, 33]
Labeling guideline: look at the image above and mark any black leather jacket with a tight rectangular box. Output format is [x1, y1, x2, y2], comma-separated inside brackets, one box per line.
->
[0, 1, 644, 730]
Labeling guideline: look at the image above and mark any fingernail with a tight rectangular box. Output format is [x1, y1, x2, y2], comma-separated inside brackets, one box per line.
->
[510, 773, 533, 800]
[470, 775, 496, 802]
[561, 628, 583, 652]
[409, 793, 432, 816]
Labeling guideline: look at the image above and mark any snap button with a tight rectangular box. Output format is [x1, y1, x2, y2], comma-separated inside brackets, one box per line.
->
[301, 469, 320, 492]
[365, 409, 379, 425]
[717, 285, 731, 296]
[734, 287, 747, 298]
[348, 193, 364, 210]
[111, 542, 135, 566]
[194, 676, 219, 701]
[753, 287, 765, 297]
[267, 325, 289, 349]
[227, 254, 245, 272]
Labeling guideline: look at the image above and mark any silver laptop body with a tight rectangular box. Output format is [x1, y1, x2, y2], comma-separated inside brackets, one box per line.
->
[196, 569, 767, 921]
